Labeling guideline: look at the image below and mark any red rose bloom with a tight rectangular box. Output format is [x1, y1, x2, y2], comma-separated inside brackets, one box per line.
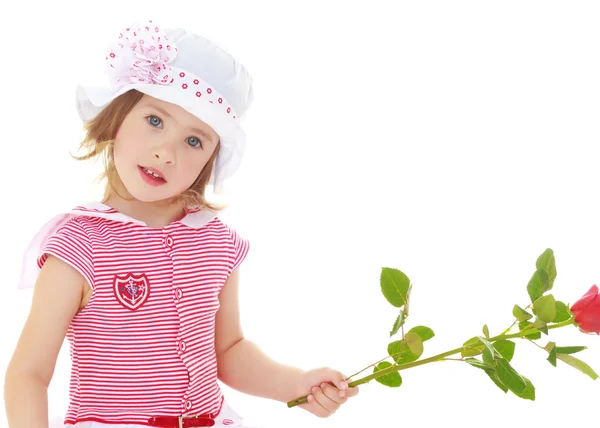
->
[570, 285, 600, 334]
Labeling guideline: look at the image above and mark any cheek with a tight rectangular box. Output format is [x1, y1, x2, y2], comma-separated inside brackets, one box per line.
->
[113, 139, 130, 173]
[178, 152, 210, 184]
[114, 132, 141, 167]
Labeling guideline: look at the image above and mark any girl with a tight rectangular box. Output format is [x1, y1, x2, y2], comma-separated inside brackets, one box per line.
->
[4, 20, 358, 428]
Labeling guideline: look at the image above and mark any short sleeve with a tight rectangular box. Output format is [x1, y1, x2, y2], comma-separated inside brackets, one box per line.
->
[37, 218, 95, 288]
[228, 225, 250, 274]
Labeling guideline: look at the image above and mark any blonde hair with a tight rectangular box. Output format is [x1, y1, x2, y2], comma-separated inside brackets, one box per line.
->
[72, 89, 227, 212]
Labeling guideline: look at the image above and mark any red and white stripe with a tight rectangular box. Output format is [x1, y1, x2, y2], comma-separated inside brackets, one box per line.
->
[37, 204, 249, 425]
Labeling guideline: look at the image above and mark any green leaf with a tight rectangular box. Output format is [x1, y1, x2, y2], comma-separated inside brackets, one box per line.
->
[388, 340, 419, 365]
[518, 321, 541, 339]
[389, 308, 407, 337]
[546, 342, 557, 367]
[483, 324, 490, 339]
[555, 346, 587, 355]
[536, 248, 557, 291]
[404, 332, 424, 357]
[512, 304, 533, 322]
[380, 267, 411, 308]
[493, 340, 516, 362]
[495, 358, 527, 394]
[388, 340, 408, 362]
[527, 269, 549, 303]
[464, 358, 508, 393]
[464, 358, 492, 370]
[461, 336, 485, 357]
[533, 294, 557, 323]
[485, 369, 509, 393]
[556, 354, 599, 380]
[373, 361, 402, 387]
[477, 336, 496, 365]
[532, 318, 548, 335]
[477, 336, 496, 357]
[407, 325, 435, 342]
[483, 347, 494, 365]
[512, 376, 535, 400]
[553, 301, 571, 323]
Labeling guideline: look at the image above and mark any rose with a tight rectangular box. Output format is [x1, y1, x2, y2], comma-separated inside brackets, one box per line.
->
[287, 248, 599, 408]
[571, 285, 600, 334]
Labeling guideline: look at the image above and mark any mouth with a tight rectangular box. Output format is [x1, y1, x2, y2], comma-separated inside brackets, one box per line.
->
[138, 165, 167, 185]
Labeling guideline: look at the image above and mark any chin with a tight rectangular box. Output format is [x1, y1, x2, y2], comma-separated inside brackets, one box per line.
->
[121, 183, 172, 204]
[119, 171, 190, 204]
[131, 194, 168, 203]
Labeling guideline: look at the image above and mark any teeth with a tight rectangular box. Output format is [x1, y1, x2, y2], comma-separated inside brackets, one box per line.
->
[142, 167, 162, 179]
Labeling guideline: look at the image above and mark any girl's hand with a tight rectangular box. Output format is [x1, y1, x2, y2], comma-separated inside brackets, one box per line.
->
[295, 367, 359, 418]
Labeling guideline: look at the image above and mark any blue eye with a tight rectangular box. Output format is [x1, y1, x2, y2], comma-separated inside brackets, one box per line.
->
[147, 115, 162, 127]
[187, 137, 202, 148]
[146, 115, 203, 148]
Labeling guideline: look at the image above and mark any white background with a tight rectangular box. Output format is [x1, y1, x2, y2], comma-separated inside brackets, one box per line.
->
[1, 1, 599, 427]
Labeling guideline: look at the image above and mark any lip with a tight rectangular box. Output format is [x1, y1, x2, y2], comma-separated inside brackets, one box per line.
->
[141, 166, 166, 180]
[138, 165, 167, 186]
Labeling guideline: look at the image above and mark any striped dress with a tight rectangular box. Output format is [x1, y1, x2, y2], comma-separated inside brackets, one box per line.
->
[34, 202, 252, 427]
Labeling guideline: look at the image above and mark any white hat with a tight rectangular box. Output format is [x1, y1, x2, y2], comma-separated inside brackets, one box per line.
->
[75, 19, 254, 193]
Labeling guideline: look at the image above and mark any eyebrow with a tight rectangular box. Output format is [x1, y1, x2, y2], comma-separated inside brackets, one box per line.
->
[146, 103, 214, 142]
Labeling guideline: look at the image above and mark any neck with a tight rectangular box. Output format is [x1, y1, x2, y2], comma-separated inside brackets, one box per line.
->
[103, 192, 186, 228]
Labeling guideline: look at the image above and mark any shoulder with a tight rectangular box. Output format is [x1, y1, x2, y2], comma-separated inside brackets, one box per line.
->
[37, 202, 116, 238]
[207, 216, 247, 241]
[44, 214, 101, 248]
[38, 215, 95, 276]
[208, 217, 250, 272]
[209, 216, 233, 231]
[55, 214, 94, 233]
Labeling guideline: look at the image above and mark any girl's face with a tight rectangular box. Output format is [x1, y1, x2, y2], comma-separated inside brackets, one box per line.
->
[113, 94, 219, 203]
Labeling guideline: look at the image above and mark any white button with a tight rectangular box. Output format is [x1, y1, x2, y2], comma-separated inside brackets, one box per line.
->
[179, 341, 186, 352]
[175, 288, 183, 300]
[185, 400, 192, 410]
[165, 236, 174, 247]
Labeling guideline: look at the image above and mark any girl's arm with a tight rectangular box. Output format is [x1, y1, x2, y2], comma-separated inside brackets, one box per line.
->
[215, 268, 305, 402]
[4, 255, 86, 428]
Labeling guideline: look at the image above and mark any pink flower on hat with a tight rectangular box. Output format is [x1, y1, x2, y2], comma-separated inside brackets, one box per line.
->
[105, 20, 177, 90]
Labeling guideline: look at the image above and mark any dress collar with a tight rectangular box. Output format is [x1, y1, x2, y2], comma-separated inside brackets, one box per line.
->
[69, 201, 219, 229]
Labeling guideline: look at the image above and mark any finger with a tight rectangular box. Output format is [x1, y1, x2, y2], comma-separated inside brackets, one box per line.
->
[330, 371, 350, 392]
[345, 385, 360, 398]
[311, 385, 339, 413]
[307, 392, 330, 417]
[320, 382, 348, 404]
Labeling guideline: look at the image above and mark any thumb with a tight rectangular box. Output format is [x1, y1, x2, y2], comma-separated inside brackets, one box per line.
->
[327, 369, 348, 390]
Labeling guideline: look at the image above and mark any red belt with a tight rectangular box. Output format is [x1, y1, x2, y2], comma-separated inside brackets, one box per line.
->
[147, 414, 215, 427]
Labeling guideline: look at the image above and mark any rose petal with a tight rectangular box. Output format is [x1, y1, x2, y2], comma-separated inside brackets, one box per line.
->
[571, 285, 599, 313]
[573, 294, 600, 334]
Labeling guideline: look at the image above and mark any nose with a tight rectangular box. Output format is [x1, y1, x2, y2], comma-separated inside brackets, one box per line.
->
[152, 141, 176, 165]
